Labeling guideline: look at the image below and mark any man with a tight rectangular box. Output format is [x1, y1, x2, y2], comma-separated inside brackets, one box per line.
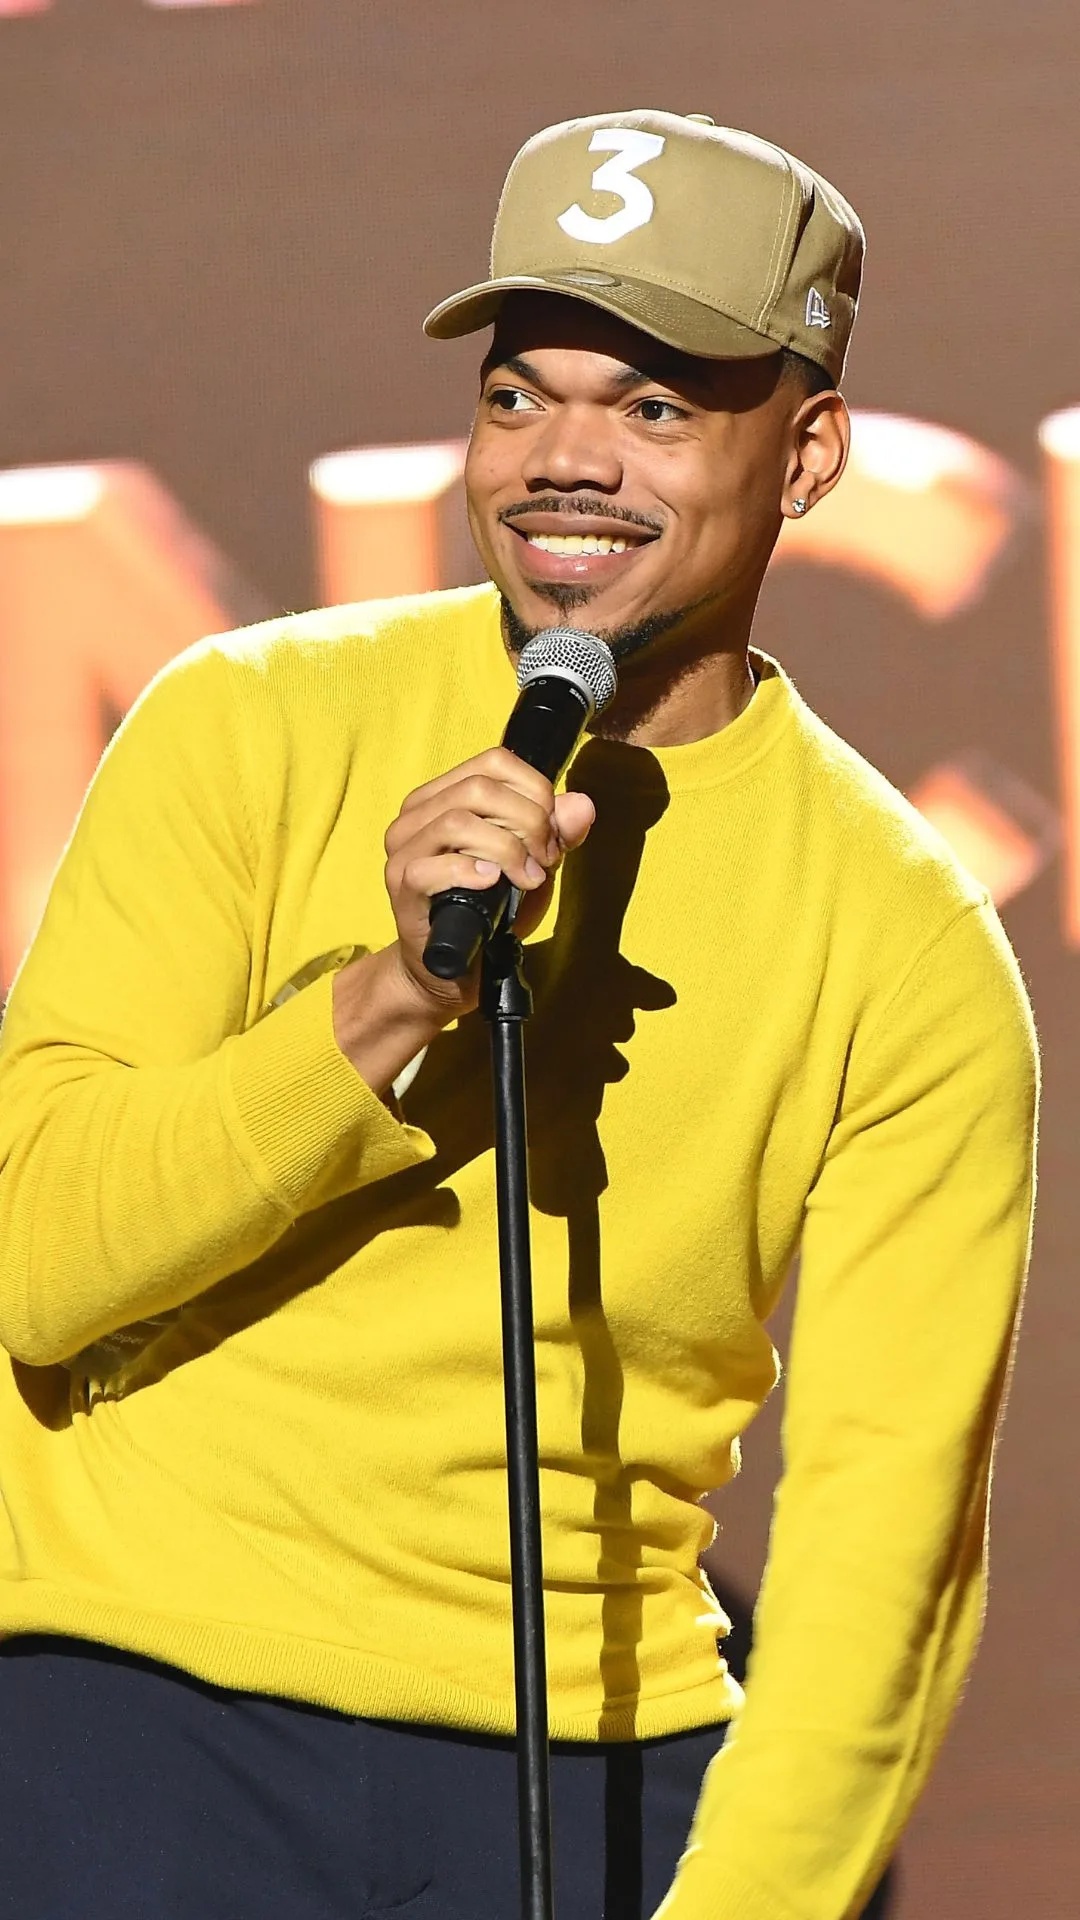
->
[0, 111, 1036, 1920]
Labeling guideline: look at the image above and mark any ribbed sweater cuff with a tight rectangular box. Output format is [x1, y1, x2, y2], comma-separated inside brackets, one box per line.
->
[221, 969, 435, 1216]
[655, 1849, 796, 1920]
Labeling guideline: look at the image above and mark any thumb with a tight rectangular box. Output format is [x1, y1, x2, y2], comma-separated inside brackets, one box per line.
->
[553, 790, 596, 851]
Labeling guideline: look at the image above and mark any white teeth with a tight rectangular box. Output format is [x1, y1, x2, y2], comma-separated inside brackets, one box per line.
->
[526, 531, 634, 555]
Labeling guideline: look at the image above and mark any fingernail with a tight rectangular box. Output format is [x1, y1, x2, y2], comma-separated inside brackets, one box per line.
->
[474, 859, 500, 879]
[525, 856, 545, 884]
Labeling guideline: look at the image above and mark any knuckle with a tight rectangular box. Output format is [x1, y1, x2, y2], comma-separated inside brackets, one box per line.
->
[462, 776, 497, 813]
[443, 805, 476, 842]
[485, 752, 551, 803]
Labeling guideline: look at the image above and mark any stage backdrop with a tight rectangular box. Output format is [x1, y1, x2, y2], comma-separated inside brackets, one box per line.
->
[2, 6, 1077, 1915]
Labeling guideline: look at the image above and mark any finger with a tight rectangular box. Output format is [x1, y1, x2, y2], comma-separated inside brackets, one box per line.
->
[399, 749, 556, 820]
[397, 853, 507, 906]
[390, 813, 549, 892]
[552, 790, 597, 851]
[411, 810, 549, 887]
[510, 798, 594, 944]
[386, 781, 559, 866]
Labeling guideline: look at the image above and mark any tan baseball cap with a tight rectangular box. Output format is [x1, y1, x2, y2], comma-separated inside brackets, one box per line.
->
[424, 110, 864, 384]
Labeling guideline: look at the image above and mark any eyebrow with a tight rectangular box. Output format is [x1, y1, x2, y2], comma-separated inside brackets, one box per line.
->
[485, 353, 656, 396]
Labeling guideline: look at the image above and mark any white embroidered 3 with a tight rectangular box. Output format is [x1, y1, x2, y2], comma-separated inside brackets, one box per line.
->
[557, 130, 666, 246]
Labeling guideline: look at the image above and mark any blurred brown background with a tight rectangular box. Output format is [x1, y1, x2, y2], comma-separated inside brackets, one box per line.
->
[2, 4, 1077, 1914]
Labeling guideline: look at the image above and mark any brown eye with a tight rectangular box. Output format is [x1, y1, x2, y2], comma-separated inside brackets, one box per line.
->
[489, 387, 540, 413]
[636, 397, 685, 424]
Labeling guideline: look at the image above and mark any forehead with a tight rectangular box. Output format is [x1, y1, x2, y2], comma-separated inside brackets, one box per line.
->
[482, 291, 782, 409]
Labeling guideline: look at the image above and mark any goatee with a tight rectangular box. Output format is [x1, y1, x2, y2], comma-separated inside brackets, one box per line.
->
[499, 592, 696, 668]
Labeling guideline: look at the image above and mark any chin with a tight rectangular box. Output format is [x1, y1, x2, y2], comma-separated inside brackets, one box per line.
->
[503, 585, 602, 631]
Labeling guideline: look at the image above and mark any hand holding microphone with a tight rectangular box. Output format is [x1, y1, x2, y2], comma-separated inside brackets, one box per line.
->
[421, 627, 618, 980]
[332, 629, 616, 1086]
[386, 744, 594, 1014]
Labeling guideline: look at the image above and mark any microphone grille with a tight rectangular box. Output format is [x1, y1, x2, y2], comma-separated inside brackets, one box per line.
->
[516, 627, 618, 716]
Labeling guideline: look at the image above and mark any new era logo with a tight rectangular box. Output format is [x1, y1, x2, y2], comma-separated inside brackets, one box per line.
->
[806, 287, 832, 329]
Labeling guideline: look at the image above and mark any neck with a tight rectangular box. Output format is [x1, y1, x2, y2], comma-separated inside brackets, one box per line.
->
[591, 603, 758, 748]
[500, 586, 761, 749]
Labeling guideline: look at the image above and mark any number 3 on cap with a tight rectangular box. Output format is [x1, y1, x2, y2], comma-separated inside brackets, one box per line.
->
[557, 130, 666, 245]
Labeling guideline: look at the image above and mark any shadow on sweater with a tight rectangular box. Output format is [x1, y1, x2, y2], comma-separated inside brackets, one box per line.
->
[523, 745, 674, 1735]
[407, 739, 676, 1733]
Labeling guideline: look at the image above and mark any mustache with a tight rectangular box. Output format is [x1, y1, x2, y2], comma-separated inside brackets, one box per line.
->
[498, 496, 664, 535]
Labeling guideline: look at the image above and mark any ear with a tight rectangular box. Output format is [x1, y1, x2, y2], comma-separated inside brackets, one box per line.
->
[782, 391, 851, 520]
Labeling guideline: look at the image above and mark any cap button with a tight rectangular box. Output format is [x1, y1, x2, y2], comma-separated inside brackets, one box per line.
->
[684, 113, 715, 125]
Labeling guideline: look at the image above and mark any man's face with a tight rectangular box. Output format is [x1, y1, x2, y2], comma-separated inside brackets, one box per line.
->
[464, 292, 810, 663]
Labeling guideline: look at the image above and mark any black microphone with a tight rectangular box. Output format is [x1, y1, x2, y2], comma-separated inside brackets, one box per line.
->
[422, 627, 618, 980]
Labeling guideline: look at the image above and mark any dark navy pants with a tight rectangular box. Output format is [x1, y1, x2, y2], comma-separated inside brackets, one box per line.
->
[0, 1635, 730, 1919]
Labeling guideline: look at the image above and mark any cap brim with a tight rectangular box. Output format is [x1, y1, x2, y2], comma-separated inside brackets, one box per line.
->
[423, 271, 780, 362]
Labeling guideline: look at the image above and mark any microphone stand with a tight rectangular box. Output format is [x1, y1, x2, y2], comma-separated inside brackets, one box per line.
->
[479, 917, 554, 1920]
[423, 632, 617, 1920]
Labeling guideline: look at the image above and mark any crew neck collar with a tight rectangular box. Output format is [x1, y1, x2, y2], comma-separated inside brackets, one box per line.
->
[471, 586, 797, 795]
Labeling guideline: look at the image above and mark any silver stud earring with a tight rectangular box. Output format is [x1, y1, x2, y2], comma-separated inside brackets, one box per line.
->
[792, 497, 809, 516]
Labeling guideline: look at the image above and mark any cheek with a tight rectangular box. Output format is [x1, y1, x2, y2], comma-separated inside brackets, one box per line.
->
[676, 481, 744, 557]
[464, 438, 509, 550]
[667, 480, 777, 597]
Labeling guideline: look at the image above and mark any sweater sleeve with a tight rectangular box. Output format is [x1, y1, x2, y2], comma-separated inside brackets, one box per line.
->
[655, 899, 1038, 1920]
[0, 642, 434, 1368]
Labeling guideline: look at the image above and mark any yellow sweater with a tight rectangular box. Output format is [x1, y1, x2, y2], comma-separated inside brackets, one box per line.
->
[0, 585, 1037, 1920]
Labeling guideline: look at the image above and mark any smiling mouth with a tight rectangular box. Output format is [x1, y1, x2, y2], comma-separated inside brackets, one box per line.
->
[503, 511, 660, 584]
[521, 531, 635, 555]
[507, 527, 656, 594]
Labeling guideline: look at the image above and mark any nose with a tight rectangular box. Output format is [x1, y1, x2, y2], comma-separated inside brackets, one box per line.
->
[519, 403, 624, 496]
